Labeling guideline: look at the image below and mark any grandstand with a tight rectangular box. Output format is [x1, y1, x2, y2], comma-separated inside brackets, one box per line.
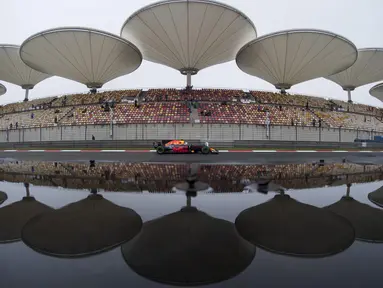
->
[0, 88, 382, 134]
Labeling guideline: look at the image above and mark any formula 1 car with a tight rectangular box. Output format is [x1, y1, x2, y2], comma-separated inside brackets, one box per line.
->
[153, 140, 219, 155]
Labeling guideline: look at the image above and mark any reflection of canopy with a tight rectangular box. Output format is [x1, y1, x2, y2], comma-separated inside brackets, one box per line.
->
[368, 186, 383, 208]
[236, 29, 357, 91]
[0, 191, 7, 205]
[326, 48, 383, 90]
[22, 194, 142, 257]
[20, 27, 142, 89]
[122, 206, 255, 286]
[0, 196, 53, 243]
[369, 82, 383, 102]
[235, 194, 355, 257]
[120, 0, 256, 81]
[0, 44, 51, 89]
[326, 195, 383, 243]
[0, 83, 6, 96]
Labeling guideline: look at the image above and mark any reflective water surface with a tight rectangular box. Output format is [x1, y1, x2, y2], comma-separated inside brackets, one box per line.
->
[1, 160, 383, 288]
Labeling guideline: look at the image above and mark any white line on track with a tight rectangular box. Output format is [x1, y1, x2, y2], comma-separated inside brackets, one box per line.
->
[28, 150, 45, 152]
[3, 150, 17, 152]
[61, 150, 81, 152]
[218, 150, 229, 152]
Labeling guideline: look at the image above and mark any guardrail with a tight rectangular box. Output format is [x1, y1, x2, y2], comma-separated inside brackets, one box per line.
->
[0, 139, 374, 149]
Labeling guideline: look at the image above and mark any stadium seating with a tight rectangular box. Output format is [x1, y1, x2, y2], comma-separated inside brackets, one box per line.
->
[51, 89, 141, 107]
[198, 103, 319, 126]
[0, 88, 382, 131]
[145, 89, 181, 101]
[313, 110, 383, 130]
[184, 89, 245, 102]
[0, 106, 73, 129]
[60, 102, 190, 125]
[0, 97, 56, 114]
[145, 88, 244, 102]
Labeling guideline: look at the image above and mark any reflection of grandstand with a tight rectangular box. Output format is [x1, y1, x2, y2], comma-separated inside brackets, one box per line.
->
[0, 161, 382, 192]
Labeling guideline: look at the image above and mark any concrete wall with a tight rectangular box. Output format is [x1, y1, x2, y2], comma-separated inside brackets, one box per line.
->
[0, 124, 379, 143]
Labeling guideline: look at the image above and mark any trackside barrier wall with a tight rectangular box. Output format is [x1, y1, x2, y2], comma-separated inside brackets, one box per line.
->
[0, 124, 379, 143]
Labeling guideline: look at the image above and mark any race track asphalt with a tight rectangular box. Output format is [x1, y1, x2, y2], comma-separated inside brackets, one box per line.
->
[0, 151, 382, 165]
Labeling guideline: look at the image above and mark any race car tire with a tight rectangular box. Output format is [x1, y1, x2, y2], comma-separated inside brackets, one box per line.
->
[156, 146, 165, 154]
[201, 146, 210, 154]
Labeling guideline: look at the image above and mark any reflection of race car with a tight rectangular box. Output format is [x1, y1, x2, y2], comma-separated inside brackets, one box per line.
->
[153, 140, 219, 155]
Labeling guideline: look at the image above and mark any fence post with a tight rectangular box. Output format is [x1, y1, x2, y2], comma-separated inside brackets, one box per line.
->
[339, 127, 341, 142]
[319, 127, 321, 142]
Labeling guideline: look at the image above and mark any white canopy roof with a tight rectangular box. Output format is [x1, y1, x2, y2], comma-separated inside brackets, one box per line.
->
[236, 29, 357, 90]
[369, 82, 383, 101]
[0, 45, 51, 89]
[326, 48, 383, 91]
[120, 0, 257, 74]
[0, 83, 6, 96]
[20, 27, 142, 89]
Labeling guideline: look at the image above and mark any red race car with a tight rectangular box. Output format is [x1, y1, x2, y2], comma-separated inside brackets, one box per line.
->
[153, 140, 219, 155]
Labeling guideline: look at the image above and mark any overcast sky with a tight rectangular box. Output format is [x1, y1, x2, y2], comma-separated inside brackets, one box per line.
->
[1, 0, 382, 106]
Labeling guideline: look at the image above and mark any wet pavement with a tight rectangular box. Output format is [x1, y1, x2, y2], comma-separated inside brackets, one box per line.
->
[1, 160, 383, 287]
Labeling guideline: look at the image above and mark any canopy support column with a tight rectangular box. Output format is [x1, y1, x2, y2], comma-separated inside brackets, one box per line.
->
[346, 183, 351, 198]
[180, 69, 198, 88]
[24, 183, 30, 197]
[347, 90, 352, 103]
[24, 88, 30, 102]
[22, 85, 34, 102]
